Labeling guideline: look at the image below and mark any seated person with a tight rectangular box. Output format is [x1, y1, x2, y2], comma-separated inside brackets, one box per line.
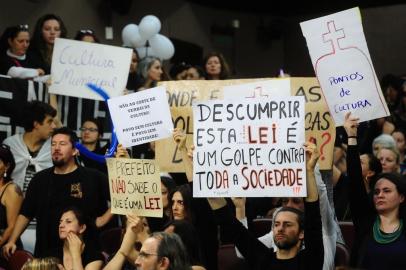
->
[207, 143, 324, 270]
[105, 215, 199, 270]
[0, 144, 23, 268]
[54, 206, 104, 270]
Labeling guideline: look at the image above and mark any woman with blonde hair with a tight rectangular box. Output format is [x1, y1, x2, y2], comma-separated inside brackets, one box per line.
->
[21, 257, 62, 270]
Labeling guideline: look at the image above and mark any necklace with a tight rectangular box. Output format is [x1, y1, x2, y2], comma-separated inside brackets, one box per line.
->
[373, 217, 403, 244]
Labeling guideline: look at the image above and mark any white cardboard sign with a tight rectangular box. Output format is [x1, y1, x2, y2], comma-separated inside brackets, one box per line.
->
[108, 86, 173, 147]
[193, 96, 306, 197]
[50, 38, 132, 100]
[300, 7, 389, 126]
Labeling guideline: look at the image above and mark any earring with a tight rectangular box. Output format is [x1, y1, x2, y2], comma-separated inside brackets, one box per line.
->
[3, 172, 6, 178]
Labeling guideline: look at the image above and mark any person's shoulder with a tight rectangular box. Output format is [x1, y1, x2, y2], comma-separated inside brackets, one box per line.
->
[4, 182, 23, 197]
[33, 167, 54, 179]
[3, 133, 20, 144]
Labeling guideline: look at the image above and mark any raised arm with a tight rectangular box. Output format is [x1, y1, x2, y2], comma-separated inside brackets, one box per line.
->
[173, 128, 193, 181]
[303, 142, 324, 270]
[304, 142, 319, 202]
[344, 112, 375, 228]
[103, 215, 145, 270]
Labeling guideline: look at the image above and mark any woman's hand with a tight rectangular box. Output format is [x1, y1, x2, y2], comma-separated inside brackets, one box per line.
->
[115, 144, 130, 158]
[343, 112, 359, 137]
[37, 68, 45, 76]
[126, 214, 143, 236]
[67, 232, 84, 256]
[187, 145, 195, 162]
[2, 242, 17, 259]
[304, 141, 320, 172]
[231, 197, 246, 209]
[173, 128, 187, 151]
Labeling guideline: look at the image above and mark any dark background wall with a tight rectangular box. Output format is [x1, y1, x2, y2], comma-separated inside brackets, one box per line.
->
[1, 0, 404, 80]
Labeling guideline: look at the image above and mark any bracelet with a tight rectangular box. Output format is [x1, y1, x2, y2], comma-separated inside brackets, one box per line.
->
[348, 136, 357, 139]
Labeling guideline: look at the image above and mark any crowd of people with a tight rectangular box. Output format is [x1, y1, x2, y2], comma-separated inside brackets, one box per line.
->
[0, 11, 406, 270]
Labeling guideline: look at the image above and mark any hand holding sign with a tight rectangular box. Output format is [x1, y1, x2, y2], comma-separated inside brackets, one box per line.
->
[173, 128, 187, 151]
[304, 142, 320, 203]
[126, 214, 143, 235]
[343, 112, 360, 138]
[304, 142, 320, 172]
[173, 128, 193, 182]
[115, 144, 130, 158]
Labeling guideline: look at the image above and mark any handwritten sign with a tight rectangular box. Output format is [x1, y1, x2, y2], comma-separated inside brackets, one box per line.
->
[107, 86, 173, 147]
[223, 78, 334, 169]
[193, 96, 306, 197]
[223, 79, 291, 99]
[155, 78, 335, 172]
[155, 79, 265, 172]
[292, 78, 335, 169]
[300, 7, 389, 126]
[106, 158, 162, 217]
[49, 38, 132, 100]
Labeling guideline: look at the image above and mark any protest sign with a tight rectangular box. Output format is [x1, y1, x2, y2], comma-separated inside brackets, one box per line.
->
[223, 79, 291, 99]
[292, 78, 335, 169]
[224, 78, 334, 169]
[106, 158, 162, 217]
[193, 96, 306, 197]
[49, 38, 132, 100]
[107, 86, 173, 147]
[155, 78, 334, 172]
[155, 79, 265, 172]
[300, 7, 389, 126]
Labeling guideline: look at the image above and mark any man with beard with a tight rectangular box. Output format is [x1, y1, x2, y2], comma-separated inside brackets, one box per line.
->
[208, 142, 324, 270]
[3, 127, 112, 258]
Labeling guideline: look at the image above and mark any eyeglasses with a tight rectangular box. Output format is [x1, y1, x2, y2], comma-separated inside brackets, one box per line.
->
[138, 251, 159, 260]
[80, 29, 94, 34]
[79, 127, 98, 132]
[18, 24, 29, 30]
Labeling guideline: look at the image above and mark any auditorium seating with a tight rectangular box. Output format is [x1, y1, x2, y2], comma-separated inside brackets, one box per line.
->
[338, 221, 355, 250]
[8, 249, 34, 270]
[218, 244, 249, 270]
[335, 242, 350, 267]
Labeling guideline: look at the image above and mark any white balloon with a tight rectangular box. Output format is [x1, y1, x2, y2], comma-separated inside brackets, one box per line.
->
[122, 24, 146, 48]
[149, 34, 175, 60]
[136, 46, 157, 59]
[122, 24, 137, 46]
[139, 15, 161, 40]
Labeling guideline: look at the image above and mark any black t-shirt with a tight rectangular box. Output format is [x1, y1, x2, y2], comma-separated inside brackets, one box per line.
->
[21, 166, 110, 257]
